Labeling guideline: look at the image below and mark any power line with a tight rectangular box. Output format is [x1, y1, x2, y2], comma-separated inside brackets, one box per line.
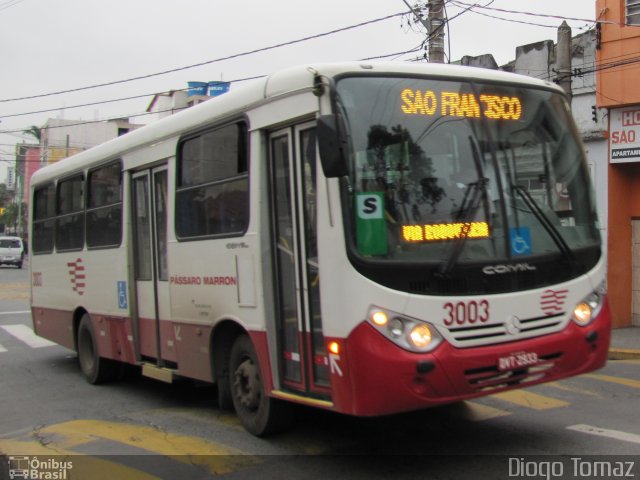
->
[5, 3, 578, 121]
[360, 43, 426, 61]
[0, 12, 406, 104]
[0, 105, 187, 135]
[0, 0, 25, 12]
[449, 1, 600, 26]
[525, 51, 640, 83]
[399, 0, 481, 62]
[0, 5, 619, 137]
[7, 46, 636, 136]
[0, 41, 425, 130]
[576, 55, 640, 77]
[1, 92, 162, 119]
[457, 5, 576, 30]
[0, 74, 266, 119]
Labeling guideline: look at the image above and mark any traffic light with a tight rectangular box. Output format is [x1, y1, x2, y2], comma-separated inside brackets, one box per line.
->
[592, 105, 598, 123]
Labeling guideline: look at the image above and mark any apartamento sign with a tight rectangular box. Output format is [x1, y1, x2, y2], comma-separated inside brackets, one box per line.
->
[610, 106, 640, 163]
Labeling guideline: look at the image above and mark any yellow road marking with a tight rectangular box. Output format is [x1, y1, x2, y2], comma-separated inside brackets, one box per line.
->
[1, 419, 260, 476]
[545, 381, 602, 397]
[0, 439, 158, 480]
[460, 401, 511, 421]
[609, 359, 640, 366]
[37, 420, 259, 474]
[583, 373, 640, 389]
[608, 349, 640, 360]
[491, 390, 570, 410]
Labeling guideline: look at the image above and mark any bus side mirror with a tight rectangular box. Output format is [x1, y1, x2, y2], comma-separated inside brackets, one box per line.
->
[317, 115, 348, 178]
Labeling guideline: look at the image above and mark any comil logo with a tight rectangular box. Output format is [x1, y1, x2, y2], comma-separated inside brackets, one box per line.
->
[8, 456, 73, 480]
[482, 262, 536, 275]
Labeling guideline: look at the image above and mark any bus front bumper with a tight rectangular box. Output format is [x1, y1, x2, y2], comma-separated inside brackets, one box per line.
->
[327, 300, 611, 417]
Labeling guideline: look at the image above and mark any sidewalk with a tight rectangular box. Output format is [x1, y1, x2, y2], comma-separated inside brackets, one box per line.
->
[609, 326, 640, 360]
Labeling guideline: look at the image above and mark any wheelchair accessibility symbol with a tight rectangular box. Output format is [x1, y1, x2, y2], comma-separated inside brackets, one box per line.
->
[509, 227, 532, 256]
[117, 281, 128, 309]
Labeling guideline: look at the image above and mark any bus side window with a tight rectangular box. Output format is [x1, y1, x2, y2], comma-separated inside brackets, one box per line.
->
[55, 175, 85, 251]
[87, 162, 123, 248]
[32, 183, 56, 254]
[176, 122, 249, 239]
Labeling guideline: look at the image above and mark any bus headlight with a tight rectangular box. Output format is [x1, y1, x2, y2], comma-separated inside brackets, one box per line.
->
[367, 306, 442, 353]
[572, 287, 604, 327]
[409, 324, 433, 349]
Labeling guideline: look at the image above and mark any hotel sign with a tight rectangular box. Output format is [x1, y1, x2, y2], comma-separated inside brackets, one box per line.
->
[610, 106, 640, 163]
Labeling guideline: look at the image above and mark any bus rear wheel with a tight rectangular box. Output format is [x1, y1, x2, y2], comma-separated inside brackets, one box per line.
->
[77, 314, 118, 384]
[229, 334, 292, 436]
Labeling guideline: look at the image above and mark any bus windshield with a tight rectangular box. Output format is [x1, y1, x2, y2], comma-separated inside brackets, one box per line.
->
[335, 75, 601, 294]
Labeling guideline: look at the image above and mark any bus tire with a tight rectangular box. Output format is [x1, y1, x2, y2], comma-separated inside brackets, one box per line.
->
[216, 348, 234, 412]
[229, 334, 292, 436]
[77, 314, 118, 384]
[217, 377, 234, 411]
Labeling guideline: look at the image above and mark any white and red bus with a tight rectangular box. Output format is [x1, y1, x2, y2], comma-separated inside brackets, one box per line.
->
[30, 62, 611, 436]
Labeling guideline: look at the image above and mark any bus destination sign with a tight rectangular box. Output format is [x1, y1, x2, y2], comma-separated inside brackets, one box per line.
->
[401, 89, 522, 121]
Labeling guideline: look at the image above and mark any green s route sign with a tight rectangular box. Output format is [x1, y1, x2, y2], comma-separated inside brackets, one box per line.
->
[355, 192, 388, 256]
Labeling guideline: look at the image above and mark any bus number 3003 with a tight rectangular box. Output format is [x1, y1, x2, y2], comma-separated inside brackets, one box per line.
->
[443, 300, 490, 326]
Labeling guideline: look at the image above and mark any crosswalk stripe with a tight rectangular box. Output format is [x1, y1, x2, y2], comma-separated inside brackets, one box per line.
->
[491, 389, 570, 410]
[0, 324, 56, 348]
[567, 424, 640, 445]
[0, 343, 7, 352]
[583, 373, 640, 389]
[461, 401, 511, 421]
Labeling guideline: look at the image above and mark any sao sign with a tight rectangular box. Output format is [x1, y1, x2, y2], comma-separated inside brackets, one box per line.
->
[610, 107, 640, 163]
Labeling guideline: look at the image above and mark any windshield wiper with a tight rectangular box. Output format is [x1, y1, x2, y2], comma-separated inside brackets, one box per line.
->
[439, 177, 489, 275]
[512, 185, 575, 265]
[440, 136, 489, 275]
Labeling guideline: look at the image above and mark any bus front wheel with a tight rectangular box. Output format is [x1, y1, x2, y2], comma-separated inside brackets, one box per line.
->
[229, 334, 292, 436]
[77, 314, 118, 384]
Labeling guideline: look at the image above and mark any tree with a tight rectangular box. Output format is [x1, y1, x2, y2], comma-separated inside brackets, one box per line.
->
[0, 202, 26, 235]
[0, 202, 17, 228]
[22, 125, 41, 142]
[0, 184, 12, 207]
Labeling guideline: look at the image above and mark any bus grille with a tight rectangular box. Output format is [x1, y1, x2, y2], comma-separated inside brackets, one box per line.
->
[445, 313, 565, 345]
[464, 352, 562, 392]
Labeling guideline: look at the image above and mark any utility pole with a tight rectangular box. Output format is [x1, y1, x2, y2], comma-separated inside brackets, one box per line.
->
[428, 0, 445, 63]
[557, 21, 572, 106]
[401, 0, 445, 63]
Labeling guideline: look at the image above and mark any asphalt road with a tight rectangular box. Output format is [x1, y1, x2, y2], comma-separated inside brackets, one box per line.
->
[0, 264, 639, 479]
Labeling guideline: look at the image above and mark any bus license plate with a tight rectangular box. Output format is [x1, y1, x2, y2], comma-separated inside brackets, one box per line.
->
[498, 351, 538, 371]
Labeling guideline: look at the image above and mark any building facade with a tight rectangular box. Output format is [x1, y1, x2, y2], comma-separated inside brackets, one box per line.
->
[596, 0, 640, 327]
[16, 144, 42, 205]
[40, 118, 141, 165]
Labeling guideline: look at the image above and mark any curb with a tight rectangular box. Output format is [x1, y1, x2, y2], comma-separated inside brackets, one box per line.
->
[608, 348, 640, 360]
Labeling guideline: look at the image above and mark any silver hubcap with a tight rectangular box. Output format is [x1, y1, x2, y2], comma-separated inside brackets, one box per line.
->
[233, 358, 261, 410]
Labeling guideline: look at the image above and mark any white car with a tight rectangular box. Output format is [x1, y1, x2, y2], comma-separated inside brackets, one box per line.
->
[0, 236, 25, 268]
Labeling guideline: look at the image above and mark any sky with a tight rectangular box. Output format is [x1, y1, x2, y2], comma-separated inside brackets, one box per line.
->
[0, 0, 598, 182]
